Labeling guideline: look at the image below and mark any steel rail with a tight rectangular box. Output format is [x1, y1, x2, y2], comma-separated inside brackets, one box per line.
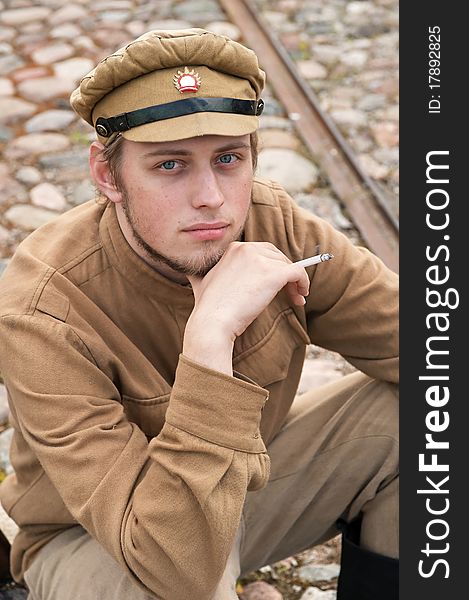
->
[219, 0, 399, 273]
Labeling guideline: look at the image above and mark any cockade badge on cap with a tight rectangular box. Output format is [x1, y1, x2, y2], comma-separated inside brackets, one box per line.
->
[173, 67, 201, 93]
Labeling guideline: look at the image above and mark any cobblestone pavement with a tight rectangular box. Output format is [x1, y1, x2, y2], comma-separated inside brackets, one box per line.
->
[254, 0, 399, 214]
[0, 1, 398, 598]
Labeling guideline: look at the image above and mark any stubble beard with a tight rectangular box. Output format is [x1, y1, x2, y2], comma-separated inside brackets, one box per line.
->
[120, 188, 246, 277]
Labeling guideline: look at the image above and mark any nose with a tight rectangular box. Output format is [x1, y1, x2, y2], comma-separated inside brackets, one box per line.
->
[190, 167, 224, 209]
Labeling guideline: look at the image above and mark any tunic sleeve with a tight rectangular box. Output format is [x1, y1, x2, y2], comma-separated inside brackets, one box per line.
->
[0, 314, 270, 599]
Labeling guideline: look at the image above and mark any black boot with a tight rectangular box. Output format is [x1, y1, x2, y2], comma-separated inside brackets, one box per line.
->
[336, 516, 399, 600]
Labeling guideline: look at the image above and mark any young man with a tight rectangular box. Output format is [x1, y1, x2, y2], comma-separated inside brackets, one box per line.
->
[0, 29, 398, 600]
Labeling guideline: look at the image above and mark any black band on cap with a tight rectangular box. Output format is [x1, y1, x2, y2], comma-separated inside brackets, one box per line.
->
[95, 97, 265, 138]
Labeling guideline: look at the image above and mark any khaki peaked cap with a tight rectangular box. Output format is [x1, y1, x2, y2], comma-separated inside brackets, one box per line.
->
[70, 28, 266, 144]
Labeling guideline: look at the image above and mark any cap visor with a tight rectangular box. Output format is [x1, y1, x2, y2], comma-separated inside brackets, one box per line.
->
[119, 112, 259, 143]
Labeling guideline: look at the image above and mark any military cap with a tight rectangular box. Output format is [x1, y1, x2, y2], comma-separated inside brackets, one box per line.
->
[70, 28, 266, 145]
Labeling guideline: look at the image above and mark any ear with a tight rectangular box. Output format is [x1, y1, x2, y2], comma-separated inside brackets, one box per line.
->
[89, 141, 123, 204]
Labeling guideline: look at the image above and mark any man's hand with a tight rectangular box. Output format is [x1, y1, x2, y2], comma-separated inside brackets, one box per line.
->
[182, 242, 310, 375]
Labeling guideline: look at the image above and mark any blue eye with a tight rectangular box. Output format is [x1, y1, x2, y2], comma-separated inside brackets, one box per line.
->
[218, 154, 236, 164]
[160, 160, 177, 170]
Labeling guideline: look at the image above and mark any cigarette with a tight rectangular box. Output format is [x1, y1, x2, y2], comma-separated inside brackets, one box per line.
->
[294, 253, 334, 268]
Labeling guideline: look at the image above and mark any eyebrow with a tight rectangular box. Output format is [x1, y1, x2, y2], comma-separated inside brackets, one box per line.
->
[141, 142, 251, 158]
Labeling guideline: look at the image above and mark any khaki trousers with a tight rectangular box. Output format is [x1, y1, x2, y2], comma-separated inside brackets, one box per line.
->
[24, 372, 399, 600]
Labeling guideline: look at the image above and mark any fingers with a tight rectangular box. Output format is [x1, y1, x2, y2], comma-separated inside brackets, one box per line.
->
[285, 281, 307, 306]
[286, 267, 310, 305]
[188, 242, 310, 311]
[286, 263, 310, 295]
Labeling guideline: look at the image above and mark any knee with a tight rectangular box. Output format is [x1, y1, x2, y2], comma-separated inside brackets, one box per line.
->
[369, 378, 399, 441]
[363, 379, 399, 477]
[345, 375, 399, 453]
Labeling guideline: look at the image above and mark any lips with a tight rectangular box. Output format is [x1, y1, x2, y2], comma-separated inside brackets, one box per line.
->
[183, 222, 229, 241]
[183, 222, 229, 231]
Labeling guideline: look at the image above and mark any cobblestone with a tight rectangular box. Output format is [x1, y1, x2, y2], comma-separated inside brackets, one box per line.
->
[300, 589, 336, 600]
[30, 182, 67, 211]
[0, 7, 52, 26]
[25, 109, 76, 133]
[296, 564, 340, 583]
[4, 204, 61, 230]
[38, 148, 89, 171]
[0, 77, 14, 95]
[53, 57, 95, 82]
[0, 97, 37, 125]
[257, 148, 319, 194]
[254, 0, 399, 204]
[11, 65, 49, 84]
[16, 166, 42, 186]
[297, 59, 328, 80]
[51, 23, 83, 39]
[240, 581, 283, 599]
[31, 42, 74, 65]
[0, 54, 25, 76]
[5, 132, 70, 159]
[49, 4, 89, 25]
[0, 0, 397, 595]
[17, 75, 77, 102]
[205, 21, 241, 40]
[70, 179, 96, 206]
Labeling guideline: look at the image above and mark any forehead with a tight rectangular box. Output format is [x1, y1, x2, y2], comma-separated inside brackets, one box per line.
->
[123, 134, 252, 158]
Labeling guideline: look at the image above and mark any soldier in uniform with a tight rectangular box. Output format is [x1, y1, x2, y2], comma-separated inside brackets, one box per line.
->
[0, 29, 398, 599]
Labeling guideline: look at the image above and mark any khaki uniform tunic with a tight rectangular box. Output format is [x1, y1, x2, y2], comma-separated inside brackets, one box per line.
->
[0, 178, 398, 598]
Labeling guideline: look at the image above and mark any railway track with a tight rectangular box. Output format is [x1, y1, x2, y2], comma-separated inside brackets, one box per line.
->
[219, 0, 399, 274]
